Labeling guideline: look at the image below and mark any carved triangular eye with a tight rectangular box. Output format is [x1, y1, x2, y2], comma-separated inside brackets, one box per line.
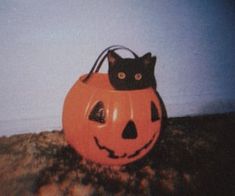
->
[89, 101, 105, 123]
[151, 101, 159, 122]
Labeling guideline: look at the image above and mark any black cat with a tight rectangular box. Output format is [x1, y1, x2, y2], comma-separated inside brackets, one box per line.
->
[108, 51, 157, 90]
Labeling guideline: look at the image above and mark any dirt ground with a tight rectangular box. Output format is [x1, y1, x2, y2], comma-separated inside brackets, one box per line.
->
[0, 113, 234, 195]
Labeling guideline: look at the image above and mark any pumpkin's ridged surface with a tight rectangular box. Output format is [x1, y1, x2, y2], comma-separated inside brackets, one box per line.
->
[63, 73, 162, 165]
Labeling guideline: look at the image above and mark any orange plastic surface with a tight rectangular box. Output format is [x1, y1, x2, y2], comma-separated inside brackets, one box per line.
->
[62, 73, 162, 165]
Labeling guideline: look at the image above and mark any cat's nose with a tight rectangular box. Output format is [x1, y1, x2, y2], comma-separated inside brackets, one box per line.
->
[122, 121, 137, 139]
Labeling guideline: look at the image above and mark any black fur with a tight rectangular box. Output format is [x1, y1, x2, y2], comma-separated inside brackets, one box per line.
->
[108, 51, 157, 90]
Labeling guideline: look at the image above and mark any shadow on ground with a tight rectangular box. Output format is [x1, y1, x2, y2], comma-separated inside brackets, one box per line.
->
[0, 113, 234, 195]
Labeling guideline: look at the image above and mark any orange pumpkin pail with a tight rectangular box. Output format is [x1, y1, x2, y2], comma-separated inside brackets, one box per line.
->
[62, 45, 163, 165]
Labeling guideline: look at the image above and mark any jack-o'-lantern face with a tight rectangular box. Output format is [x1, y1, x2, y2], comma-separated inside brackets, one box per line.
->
[63, 74, 162, 165]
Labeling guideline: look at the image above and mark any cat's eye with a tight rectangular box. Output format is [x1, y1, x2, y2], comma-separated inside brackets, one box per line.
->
[117, 72, 126, 79]
[135, 73, 142, 80]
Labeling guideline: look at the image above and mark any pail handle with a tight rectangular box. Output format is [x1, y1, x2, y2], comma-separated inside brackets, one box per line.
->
[82, 45, 138, 82]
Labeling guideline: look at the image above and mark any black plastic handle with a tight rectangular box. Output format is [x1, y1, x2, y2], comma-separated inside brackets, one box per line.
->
[82, 45, 138, 82]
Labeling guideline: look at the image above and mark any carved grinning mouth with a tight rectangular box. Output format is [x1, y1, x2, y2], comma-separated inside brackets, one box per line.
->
[93, 133, 156, 159]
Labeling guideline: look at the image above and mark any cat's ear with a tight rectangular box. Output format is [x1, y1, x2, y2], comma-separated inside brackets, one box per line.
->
[151, 56, 157, 66]
[142, 53, 157, 66]
[108, 51, 121, 67]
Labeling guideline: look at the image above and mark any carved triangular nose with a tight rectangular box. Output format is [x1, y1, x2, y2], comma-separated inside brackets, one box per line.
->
[122, 121, 137, 139]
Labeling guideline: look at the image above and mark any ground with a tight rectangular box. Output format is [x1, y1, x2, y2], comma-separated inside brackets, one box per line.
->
[0, 113, 234, 195]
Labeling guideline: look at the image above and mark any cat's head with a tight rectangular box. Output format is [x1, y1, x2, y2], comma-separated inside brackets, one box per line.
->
[108, 50, 157, 90]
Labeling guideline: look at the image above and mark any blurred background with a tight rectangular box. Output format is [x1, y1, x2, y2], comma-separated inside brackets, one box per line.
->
[0, 0, 235, 135]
